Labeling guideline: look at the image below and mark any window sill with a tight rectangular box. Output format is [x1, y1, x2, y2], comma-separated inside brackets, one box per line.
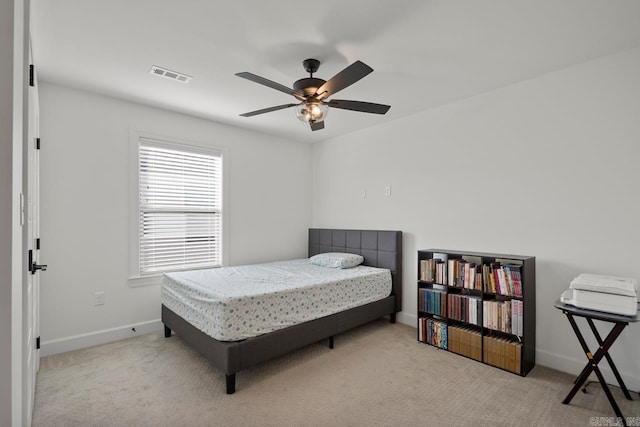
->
[128, 275, 162, 288]
[128, 264, 223, 288]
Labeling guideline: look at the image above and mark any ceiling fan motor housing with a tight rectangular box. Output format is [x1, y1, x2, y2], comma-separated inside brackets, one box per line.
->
[293, 78, 326, 97]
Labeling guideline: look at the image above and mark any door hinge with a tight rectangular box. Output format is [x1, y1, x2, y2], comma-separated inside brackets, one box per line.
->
[36, 137, 40, 150]
[36, 336, 40, 350]
[36, 238, 40, 250]
[28, 249, 47, 275]
[29, 65, 34, 87]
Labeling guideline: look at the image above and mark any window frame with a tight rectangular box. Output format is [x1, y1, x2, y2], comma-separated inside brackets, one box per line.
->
[128, 130, 228, 287]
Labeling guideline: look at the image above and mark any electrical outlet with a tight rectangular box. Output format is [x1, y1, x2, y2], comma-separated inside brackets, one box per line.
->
[385, 186, 391, 197]
[94, 291, 105, 306]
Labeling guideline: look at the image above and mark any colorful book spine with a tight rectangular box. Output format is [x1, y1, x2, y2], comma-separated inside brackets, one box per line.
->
[418, 289, 446, 316]
[422, 318, 447, 350]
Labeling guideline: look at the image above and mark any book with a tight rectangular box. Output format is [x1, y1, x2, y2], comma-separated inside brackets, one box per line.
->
[489, 262, 500, 293]
[482, 264, 491, 293]
[464, 263, 471, 289]
[511, 299, 517, 336]
[425, 318, 448, 350]
[483, 300, 488, 328]
[497, 268, 508, 295]
[514, 342, 522, 374]
[457, 260, 467, 287]
[475, 270, 483, 291]
[432, 253, 448, 284]
[449, 325, 457, 354]
[441, 322, 448, 350]
[517, 300, 523, 337]
[462, 255, 481, 289]
[448, 259, 456, 287]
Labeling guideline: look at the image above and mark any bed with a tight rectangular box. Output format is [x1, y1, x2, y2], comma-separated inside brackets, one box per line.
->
[161, 228, 403, 394]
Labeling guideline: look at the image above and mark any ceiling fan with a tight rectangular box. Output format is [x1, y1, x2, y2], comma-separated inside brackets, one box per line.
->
[236, 58, 391, 131]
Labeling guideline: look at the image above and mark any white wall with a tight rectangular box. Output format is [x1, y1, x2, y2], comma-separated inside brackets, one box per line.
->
[312, 48, 640, 389]
[38, 83, 312, 350]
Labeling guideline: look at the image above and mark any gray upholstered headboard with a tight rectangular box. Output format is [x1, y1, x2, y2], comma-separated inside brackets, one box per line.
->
[308, 228, 402, 313]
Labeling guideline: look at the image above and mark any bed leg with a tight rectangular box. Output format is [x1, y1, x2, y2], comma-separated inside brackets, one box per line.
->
[226, 373, 236, 394]
[390, 313, 396, 324]
[329, 336, 334, 349]
[164, 325, 172, 338]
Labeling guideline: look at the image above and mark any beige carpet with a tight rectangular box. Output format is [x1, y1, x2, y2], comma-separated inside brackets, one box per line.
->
[33, 320, 640, 426]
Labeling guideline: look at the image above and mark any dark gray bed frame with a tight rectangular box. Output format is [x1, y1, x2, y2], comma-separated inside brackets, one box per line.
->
[161, 228, 402, 394]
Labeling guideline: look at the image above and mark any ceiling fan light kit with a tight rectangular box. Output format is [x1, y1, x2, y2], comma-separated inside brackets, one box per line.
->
[236, 58, 390, 131]
[295, 102, 328, 124]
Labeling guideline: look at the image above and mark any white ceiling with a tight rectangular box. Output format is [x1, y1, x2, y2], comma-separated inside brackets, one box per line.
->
[31, 0, 640, 143]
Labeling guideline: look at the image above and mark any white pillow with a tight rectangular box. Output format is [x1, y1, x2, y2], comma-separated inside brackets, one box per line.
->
[308, 252, 364, 269]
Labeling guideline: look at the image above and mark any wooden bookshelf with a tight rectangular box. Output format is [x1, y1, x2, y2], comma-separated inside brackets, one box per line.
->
[417, 249, 536, 376]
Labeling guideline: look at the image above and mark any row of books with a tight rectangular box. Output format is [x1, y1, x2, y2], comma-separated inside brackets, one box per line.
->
[420, 321, 523, 374]
[448, 325, 482, 362]
[420, 293, 524, 337]
[418, 317, 447, 350]
[419, 291, 524, 336]
[483, 335, 522, 374]
[490, 264, 523, 297]
[419, 258, 448, 284]
[450, 259, 483, 291]
[448, 294, 482, 326]
[419, 257, 524, 297]
[483, 299, 524, 337]
[418, 289, 446, 316]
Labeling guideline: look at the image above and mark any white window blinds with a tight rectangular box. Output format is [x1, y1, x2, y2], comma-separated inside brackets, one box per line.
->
[138, 139, 222, 274]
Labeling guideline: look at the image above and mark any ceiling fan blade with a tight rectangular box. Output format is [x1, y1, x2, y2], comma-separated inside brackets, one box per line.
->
[236, 72, 304, 99]
[315, 61, 373, 98]
[239, 103, 297, 117]
[310, 121, 325, 131]
[327, 99, 391, 114]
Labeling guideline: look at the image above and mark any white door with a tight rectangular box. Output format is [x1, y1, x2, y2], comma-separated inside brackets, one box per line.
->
[24, 51, 42, 426]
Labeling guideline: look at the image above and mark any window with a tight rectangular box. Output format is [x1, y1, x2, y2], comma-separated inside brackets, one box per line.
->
[136, 137, 223, 275]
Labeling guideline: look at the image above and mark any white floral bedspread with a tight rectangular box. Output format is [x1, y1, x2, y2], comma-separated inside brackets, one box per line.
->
[162, 259, 391, 341]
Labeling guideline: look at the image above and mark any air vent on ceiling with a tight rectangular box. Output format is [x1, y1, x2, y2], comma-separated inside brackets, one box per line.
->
[149, 65, 192, 83]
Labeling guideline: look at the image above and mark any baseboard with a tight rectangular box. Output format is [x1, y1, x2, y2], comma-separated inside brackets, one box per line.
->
[40, 319, 164, 357]
[536, 348, 640, 393]
[397, 311, 417, 328]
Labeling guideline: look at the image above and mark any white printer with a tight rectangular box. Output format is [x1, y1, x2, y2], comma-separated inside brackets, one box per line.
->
[560, 273, 639, 316]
